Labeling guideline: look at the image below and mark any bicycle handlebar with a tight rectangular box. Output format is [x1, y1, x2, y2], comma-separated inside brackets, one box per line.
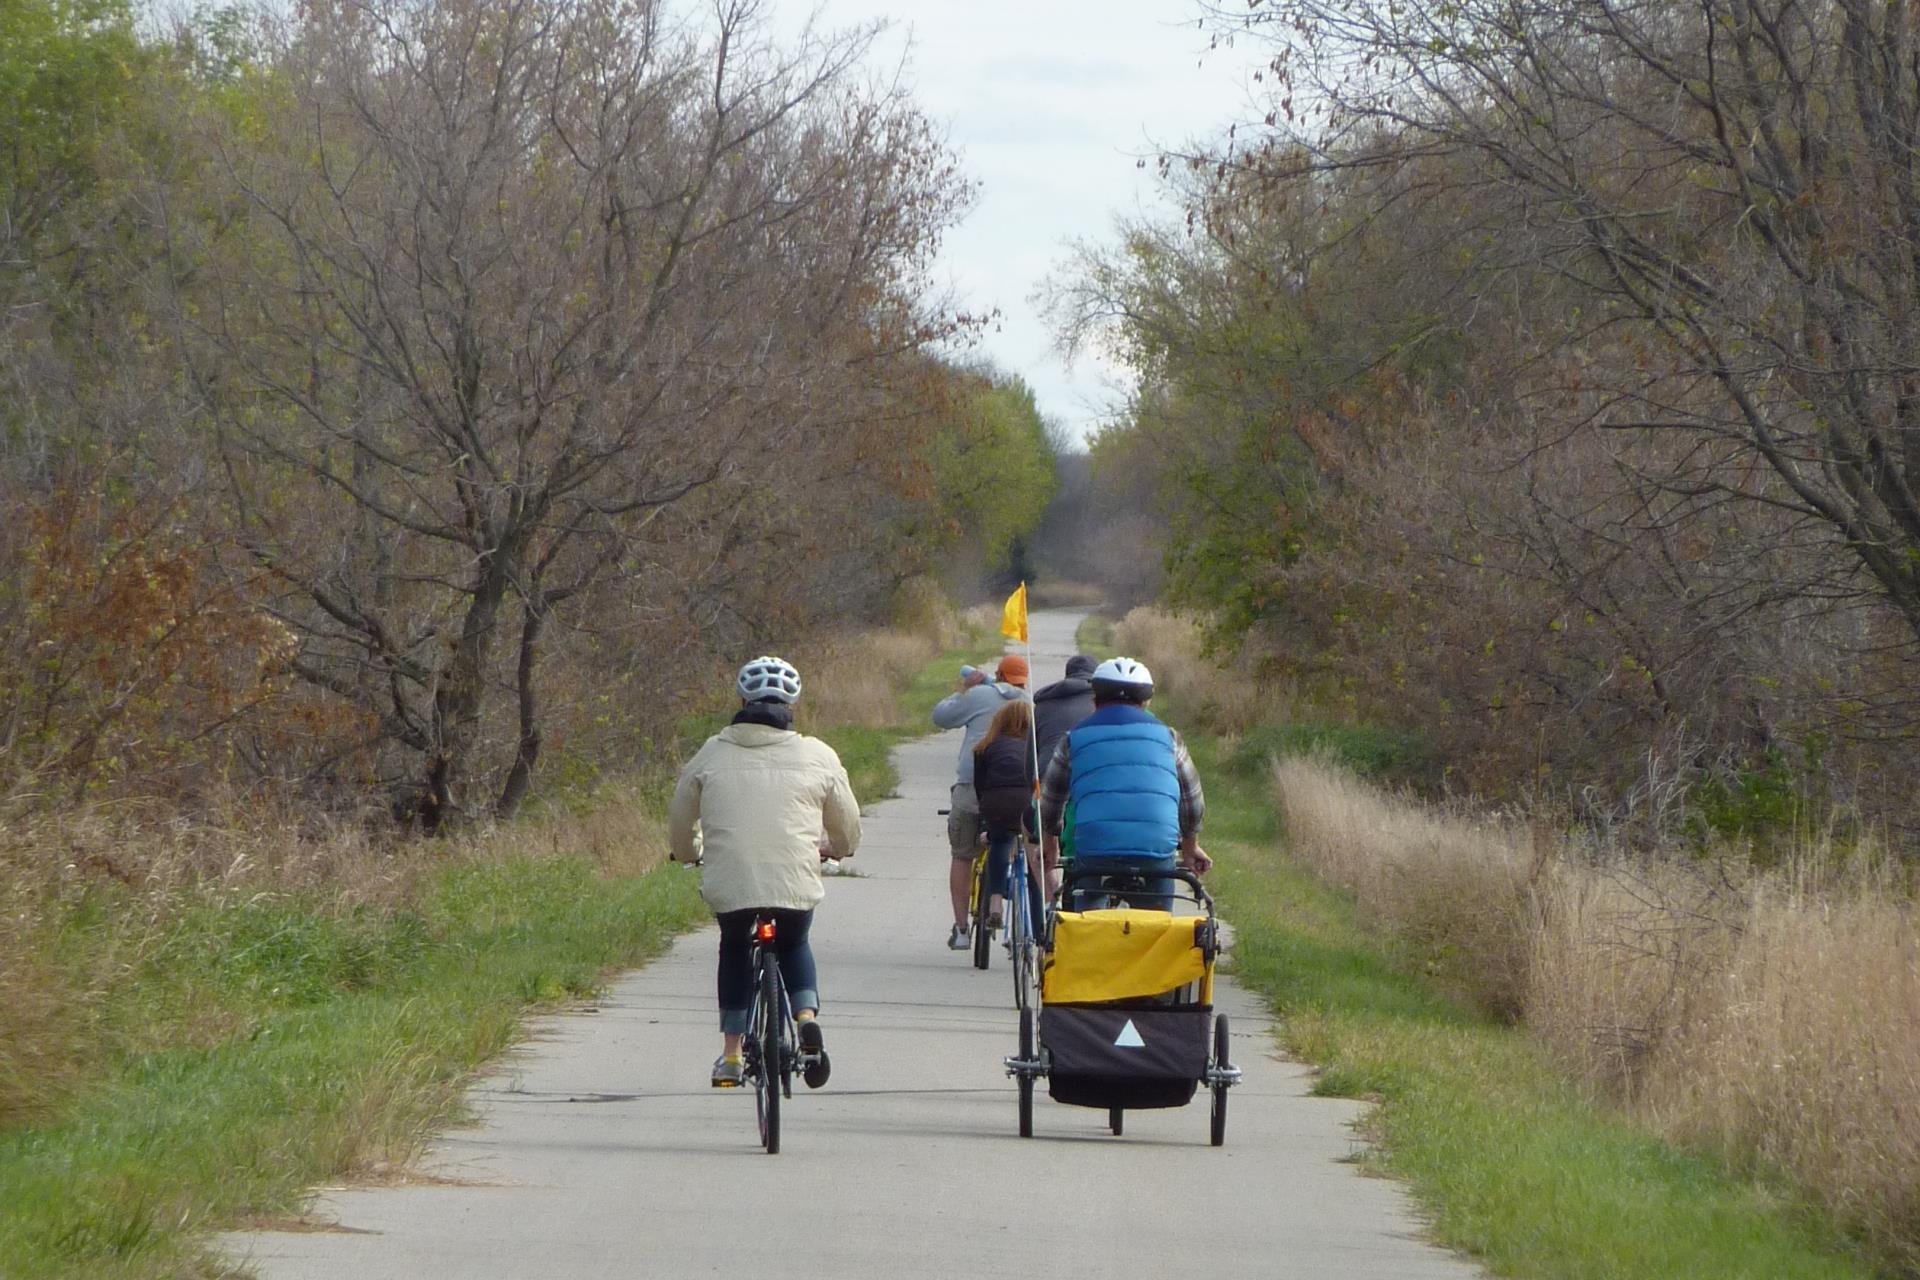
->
[1058, 863, 1215, 911]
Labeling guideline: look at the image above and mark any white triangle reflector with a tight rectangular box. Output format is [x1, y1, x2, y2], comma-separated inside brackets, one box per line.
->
[1113, 1019, 1145, 1048]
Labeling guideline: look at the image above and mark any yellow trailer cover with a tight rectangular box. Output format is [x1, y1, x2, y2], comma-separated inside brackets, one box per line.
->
[1042, 908, 1211, 1005]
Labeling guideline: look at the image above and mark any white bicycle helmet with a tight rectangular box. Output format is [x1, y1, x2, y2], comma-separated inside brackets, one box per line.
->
[736, 655, 802, 704]
[1090, 656, 1154, 703]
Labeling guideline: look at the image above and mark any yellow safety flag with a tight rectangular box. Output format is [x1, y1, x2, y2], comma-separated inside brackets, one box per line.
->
[1000, 581, 1028, 643]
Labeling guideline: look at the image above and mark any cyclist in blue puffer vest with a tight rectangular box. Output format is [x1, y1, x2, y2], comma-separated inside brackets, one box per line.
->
[1037, 657, 1210, 907]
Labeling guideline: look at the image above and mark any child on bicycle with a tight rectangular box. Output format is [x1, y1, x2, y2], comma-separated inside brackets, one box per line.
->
[972, 700, 1043, 933]
[669, 657, 861, 1088]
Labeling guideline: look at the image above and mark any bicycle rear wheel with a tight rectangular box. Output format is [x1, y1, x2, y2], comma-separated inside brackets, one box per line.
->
[1009, 858, 1037, 1011]
[776, 987, 796, 1101]
[753, 958, 781, 1154]
[971, 853, 992, 970]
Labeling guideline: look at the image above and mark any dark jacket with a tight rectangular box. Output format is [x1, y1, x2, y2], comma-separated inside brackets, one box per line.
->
[974, 735, 1037, 837]
[1032, 676, 1095, 773]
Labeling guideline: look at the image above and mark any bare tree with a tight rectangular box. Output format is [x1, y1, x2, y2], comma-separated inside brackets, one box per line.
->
[187, 0, 963, 823]
[1214, 0, 1920, 653]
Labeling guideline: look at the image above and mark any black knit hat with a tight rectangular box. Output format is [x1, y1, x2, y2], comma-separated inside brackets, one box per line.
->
[1064, 653, 1097, 678]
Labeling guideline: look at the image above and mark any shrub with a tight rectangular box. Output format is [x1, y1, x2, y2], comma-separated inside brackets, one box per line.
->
[1232, 721, 1435, 787]
[1111, 606, 1295, 734]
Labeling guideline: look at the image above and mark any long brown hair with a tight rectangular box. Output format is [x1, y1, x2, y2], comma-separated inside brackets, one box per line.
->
[974, 699, 1033, 756]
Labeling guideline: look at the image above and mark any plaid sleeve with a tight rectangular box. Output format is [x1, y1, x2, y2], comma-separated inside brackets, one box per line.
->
[1038, 735, 1073, 835]
[1172, 730, 1205, 837]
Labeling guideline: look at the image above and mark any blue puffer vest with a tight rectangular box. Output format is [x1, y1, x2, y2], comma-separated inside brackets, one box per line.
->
[1066, 703, 1179, 862]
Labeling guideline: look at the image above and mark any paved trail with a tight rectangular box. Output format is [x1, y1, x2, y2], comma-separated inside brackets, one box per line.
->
[224, 610, 1481, 1279]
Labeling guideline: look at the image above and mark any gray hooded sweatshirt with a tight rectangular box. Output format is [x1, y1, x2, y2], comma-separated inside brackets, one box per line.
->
[931, 681, 1028, 785]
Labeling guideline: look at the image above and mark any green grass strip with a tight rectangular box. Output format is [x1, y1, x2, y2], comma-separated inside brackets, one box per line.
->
[1185, 731, 1875, 1280]
[0, 861, 705, 1280]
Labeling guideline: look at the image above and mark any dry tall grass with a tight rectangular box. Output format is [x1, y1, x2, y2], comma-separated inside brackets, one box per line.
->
[0, 786, 677, 1130]
[1111, 607, 1295, 734]
[0, 904, 75, 1129]
[1273, 755, 1541, 1017]
[1275, 753, 1920, 1266]
[1524, 856, 1746, 1093]
[1649, 884, 1920, 1255]
[797, 627, 945, 729]
[467, 778, 673, 878]
[788, 588, 970, 728]
[959, 601, 1002, 637]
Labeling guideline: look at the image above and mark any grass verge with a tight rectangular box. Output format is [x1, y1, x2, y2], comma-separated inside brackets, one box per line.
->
[0, 860, 706, 1280]
[3, 619, 987, 1279]
[1184, 728, 1877, 1280]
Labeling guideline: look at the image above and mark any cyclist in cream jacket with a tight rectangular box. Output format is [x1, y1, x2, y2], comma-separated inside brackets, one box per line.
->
[670, 657, 861, 1088]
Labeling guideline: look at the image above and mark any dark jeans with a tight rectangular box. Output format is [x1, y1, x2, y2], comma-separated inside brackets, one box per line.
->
[716, 907, 817, 1034]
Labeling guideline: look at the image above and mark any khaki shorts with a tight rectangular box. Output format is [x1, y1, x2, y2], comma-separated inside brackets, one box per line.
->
[947, 784, 983, 860]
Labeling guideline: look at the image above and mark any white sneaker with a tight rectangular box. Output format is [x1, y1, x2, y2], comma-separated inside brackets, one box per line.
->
[947, 924, 969, 951]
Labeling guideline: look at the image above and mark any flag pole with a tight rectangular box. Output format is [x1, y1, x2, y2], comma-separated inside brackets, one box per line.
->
[1019, 582, 1043, 911]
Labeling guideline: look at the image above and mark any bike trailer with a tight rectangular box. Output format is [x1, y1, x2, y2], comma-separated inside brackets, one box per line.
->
[1040, 908, 1216, 1111]
[1007, 871, 1240, 1143]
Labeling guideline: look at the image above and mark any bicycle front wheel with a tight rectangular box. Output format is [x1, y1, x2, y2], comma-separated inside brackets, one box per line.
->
[754, 959, 781, 1154]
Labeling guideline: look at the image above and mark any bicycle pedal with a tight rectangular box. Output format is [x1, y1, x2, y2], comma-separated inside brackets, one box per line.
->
[802, 1049, 831, 1088]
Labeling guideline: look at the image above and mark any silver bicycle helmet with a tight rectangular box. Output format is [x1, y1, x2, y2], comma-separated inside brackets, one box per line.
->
[1090, 656, 1154, 703]
[736, 655, 802, 704]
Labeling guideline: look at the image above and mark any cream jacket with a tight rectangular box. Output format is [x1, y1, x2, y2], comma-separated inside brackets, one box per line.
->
[667, 723, 861, 914]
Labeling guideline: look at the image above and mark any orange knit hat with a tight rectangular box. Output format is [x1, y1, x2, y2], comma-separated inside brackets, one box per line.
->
[996, 655, 1029, 687]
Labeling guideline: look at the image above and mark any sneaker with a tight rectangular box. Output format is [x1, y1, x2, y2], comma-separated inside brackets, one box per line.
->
[947, 924, 969, 951]
[710, 1054, 744, 1088]
[798, 1020, 830, 1089]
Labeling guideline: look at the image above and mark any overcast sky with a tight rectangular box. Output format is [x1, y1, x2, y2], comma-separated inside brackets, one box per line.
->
[797, 1, 1267, 447]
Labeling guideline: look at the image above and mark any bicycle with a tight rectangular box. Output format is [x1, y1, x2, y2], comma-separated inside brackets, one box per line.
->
[940, 807, 996, 969]
[740, 913, 826, 1155]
